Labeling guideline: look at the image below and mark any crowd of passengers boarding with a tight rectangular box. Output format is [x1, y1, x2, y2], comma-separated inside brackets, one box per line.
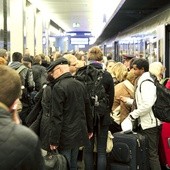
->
[0, 46, 168, 170]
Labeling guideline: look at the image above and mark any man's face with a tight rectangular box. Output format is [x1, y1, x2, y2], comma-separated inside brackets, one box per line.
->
[133, 64, 144, 77]
[69, 59, 77, 75]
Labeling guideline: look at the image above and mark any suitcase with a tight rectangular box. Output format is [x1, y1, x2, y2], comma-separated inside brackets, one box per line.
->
[159, 122, 170, 169]
[110, 130, 150, 170]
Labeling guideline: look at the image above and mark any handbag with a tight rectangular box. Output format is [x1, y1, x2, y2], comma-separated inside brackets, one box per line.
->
[106, 131, 114, 153]
[44, 150, 68, 170]
[93, 131, 114, 153]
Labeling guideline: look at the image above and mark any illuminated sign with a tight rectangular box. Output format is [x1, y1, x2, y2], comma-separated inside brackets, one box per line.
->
[71, 38, 89, 45]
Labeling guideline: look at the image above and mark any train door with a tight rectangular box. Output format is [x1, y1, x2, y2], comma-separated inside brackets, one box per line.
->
[165, 25, 170, 77]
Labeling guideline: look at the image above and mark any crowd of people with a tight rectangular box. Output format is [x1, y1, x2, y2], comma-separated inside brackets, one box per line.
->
[0, 47, 166, 170]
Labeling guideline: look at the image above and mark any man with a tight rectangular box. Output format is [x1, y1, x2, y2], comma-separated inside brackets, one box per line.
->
[122, 58, 161, 170]
[122, 54, 135, 71]
[83, 46, 114, 170]
[0, 65, 44, 170]
[32, 55, 47, 92]
[63, 53, 78, 75]
[9, 52, 35, 125]
[47, 57, 93, 170]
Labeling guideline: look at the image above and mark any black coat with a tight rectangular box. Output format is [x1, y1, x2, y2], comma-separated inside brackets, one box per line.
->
[32, 64, 47, 91]
[89, 63, 114, 126]
[49, 72, 93, 150]
[39, 84, 53, 151]
[0, 108, 45, 170]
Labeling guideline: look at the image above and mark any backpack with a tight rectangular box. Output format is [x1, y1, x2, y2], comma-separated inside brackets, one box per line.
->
[16, 65, 27, 87]
[140, 74, 170, 122]
[75, 65, 110, 123]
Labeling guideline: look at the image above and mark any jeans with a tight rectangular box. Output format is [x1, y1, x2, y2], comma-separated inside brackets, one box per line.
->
[59, 147, 79, 170]
[84, 125, 109, 170]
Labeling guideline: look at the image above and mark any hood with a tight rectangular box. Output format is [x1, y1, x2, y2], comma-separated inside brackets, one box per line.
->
[9, 62, 22, 70]
[89, 61, 103, 70]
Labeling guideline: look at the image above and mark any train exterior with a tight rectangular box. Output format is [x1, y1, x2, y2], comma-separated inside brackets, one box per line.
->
[102, 5, 170, 77]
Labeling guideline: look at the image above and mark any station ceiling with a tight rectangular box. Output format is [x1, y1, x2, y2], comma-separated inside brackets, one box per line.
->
[32, 0, 170, 45]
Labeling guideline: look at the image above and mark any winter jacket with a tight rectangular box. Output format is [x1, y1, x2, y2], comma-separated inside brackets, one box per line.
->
[0, 107, 45, 170]
[129, 72, 161, 130]
[49, 72, 93, 150]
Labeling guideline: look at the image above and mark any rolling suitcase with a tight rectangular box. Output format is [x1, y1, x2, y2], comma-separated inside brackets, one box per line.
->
[110, 130, 150, 170]
[159, 122, 170, 169]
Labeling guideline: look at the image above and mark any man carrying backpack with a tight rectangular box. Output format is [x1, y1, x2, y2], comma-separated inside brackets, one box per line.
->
[9, 52, 35, 125]
[77, 46, 114, 170]
[122, 59, 164, 170]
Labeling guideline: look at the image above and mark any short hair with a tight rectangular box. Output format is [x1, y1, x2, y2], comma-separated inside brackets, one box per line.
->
[34, 55, 42, 64]
[12, 52, 22, 62]
[0, 65, 21, 107]
[87, 46, 103, 61]
[63, 54, 77, 66]
[0, 49, 7, 58]
[132, 58, 149, 72]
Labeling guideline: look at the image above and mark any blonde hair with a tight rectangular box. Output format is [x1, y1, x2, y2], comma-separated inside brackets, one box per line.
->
[149, 62, 165, 81]
[63, 54, 77, 65]
[126, 70, 137, 85]
[87, 46, 103, 61]
[111, 62, 128, 82]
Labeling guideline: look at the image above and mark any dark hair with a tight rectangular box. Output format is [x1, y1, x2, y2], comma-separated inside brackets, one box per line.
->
[132, 58, 149, 72]
[12, 52, 22, 62]
[129, 58, 136, 70]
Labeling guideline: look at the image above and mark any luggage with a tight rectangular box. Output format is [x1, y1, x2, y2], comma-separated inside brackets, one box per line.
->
[159, 122, 170, 169]
[44, 150, 68, 170]
[110, 131, 150, 170]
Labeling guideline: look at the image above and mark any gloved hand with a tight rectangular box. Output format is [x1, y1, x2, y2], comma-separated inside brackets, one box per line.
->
[121, 116, 133, 131]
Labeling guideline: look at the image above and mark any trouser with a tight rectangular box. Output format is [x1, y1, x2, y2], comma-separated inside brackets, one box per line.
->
[84, 125, 109, 170]
[59, 147, 79, 170]
[138, 126, 161, 170]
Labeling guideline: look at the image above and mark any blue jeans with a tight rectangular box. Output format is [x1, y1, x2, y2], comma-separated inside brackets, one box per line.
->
[59, 147, 79, 170]
[84, 125, 109, 170]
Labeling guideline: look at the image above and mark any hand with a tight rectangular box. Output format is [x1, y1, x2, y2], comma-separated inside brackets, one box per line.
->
[88, 132, 93, 139]
[121, 116, 133, 131]
[50, 145, 58, 150]
[120, 96, 128, 103]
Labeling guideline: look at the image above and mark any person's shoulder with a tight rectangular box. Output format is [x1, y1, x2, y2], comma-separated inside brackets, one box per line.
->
[14, 124, 39, 147]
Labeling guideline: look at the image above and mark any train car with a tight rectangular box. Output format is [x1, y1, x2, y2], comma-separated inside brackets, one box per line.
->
[103, 5, 170, 77]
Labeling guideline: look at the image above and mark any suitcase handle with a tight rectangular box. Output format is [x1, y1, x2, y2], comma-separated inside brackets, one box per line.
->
[121, 130, 133, 134]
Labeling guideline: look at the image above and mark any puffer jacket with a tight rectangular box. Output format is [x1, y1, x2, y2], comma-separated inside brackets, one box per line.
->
[49, 72, 93, 150]
[0, 108, 45, 170]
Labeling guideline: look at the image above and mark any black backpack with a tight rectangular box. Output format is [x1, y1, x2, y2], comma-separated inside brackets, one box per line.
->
[140, 74, 170, 122]
[75, 65, 110, 123]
